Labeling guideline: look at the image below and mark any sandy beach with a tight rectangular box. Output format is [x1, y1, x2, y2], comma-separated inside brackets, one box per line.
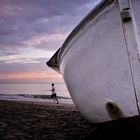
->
[0, 100, 140, 140]
[0, 100, 96, 140]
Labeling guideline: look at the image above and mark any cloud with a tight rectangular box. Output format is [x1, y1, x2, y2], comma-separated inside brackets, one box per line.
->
[23, 32, 69, 51]
[0, 69, 63, 83]
[0, 0, 100, 82]
[0, 57, 48, 73]
[0, 0, 97, 17]
[0, 0, 100, 52]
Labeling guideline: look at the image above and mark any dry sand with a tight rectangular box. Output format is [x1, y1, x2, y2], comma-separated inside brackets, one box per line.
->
[0, 100, 96, 140]
[0, 100, 140, 140]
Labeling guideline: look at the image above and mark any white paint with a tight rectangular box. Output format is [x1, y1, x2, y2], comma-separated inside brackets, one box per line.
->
[118, 0, 130, 12]
[59, 1, 139, 123]
[48, 0, 140, 123]
[127, 0, 140, 113]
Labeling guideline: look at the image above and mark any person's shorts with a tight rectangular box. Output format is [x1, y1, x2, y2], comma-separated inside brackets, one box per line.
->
[51, 93, 56, 98]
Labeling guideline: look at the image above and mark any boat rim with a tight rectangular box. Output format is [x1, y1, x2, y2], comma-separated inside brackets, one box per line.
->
[47, 0, 114, 72]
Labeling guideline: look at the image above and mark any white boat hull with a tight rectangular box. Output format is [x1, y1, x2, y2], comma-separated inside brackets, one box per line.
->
[47, 0, 140, 123]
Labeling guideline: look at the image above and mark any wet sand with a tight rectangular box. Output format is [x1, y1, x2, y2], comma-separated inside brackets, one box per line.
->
[0, 100, 140, 140]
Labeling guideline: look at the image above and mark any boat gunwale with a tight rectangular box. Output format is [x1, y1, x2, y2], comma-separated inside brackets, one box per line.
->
[47, 0, 115, 71]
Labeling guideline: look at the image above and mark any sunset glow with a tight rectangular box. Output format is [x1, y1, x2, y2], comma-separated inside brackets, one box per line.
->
[0, 0, 100, 83]
[0, 70, 64, 83]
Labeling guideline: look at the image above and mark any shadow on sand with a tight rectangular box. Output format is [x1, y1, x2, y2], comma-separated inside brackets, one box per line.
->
[85, 116, 140, 140]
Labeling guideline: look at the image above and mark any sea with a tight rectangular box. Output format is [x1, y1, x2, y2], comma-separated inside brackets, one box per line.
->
[0, 82, 74, 104]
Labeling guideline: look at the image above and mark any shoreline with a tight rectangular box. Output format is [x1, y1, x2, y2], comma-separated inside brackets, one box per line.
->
[0, 98, 74, 106]
[0, 93, 74, 105]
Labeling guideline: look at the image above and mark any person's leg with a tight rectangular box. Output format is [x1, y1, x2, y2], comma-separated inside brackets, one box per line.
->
[51, 94, 53, 99]
[55, 97, 59, 104]
[51, 94, 55, 101]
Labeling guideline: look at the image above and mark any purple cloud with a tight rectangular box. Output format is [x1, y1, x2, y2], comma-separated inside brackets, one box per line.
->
[0, 0, 100, 75]
[0, 0, 100, 51]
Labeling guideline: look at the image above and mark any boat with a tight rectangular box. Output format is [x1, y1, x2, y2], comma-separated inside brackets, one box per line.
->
[47, 0, 140, 123]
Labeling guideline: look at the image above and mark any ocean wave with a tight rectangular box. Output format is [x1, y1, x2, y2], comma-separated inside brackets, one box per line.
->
[0, 94, 73, 104]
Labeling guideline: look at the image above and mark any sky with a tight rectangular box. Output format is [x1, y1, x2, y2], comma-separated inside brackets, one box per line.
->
[0, 0, 100, 83]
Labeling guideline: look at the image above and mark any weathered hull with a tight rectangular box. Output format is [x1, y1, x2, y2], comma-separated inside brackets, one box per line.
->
[47, 0, 140, 123]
